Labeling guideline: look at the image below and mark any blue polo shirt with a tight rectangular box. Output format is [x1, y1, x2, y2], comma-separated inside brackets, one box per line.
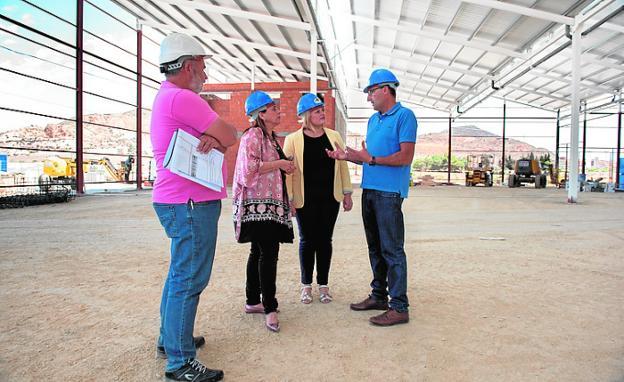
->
[361, 102, 417, 198]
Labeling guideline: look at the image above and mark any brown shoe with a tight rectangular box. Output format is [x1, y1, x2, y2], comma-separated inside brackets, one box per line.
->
[350, 297, 388, 311]
[369, 309, 409, 326]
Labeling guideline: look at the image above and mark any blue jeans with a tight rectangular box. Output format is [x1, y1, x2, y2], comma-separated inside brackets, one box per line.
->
[361, 189, 409, 313]
[153, 200, 221, 371]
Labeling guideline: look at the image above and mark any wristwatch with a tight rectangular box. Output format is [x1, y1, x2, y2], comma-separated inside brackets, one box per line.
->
[369, 156, 376, 166]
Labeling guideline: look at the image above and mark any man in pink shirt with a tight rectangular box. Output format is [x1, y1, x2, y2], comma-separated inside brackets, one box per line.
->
[151, 33, 236, 382]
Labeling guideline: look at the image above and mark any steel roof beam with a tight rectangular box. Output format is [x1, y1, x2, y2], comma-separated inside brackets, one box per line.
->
[352, 44, 491, 79]
[502, 84, 570, 103]
[574, 55, 624, 72]
[123, 2, 263, 78]
[354, 64, 474, 94]
[169, 4, 286, 81]
[460, 0, 575, 25]
[145, 0, 312, 31]
[206, 64, 280, 83]
[531, 68, 614, 94]
[447, 1, 543, 111]
[139, 19, 326, 63]
[601, 21, 624, 34]
[577, 0, 617, 24]
[401, 99, 451, 112]
[349, 86, 457, 107]
[403, 93, 457, 108]
[347, 14, 525, 58]
[208, 53, 327, 80]
[428, 0, 481, 109]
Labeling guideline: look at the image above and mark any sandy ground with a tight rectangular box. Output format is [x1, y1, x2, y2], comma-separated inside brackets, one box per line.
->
[1, 186, 623, 382]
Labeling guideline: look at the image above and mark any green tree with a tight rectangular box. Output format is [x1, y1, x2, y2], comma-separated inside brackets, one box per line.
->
[505, 155, 514, 170]
[539, 153, 552, 166]
[451, 156, 466, 172]
[412, 155, 468, 172]
[412, 158, 426, 171]
[429, 154, 447, 171]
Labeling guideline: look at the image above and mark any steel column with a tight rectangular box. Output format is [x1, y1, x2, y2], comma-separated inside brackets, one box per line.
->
[76, 0, 84, 194]
[447, 115, 452, 183]
[310, 32, 317, 94]
[582, 101, 587, 175]
[617, 91, 622, 189]
[501, 101, 507, 183]
[251, 65, 255, 90]
[567, 17, 582, 203]
[136, 24, 142, 190]
[555, 109, 560, 184]
[565, 144, 569, 182]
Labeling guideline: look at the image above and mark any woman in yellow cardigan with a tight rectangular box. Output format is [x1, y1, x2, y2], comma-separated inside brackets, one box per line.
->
[284, 93, 353, 305]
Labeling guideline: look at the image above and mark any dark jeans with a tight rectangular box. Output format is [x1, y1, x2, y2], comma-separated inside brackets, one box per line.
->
[246, 238, 280, 314]
[295, 199, 340, 285]
[361, 189, 409, 313]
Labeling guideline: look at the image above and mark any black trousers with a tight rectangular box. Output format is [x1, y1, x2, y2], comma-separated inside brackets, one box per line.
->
[295, 199, 340, 285]
[245, 238, 279, 314]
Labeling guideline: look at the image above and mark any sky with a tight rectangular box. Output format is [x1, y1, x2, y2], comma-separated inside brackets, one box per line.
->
[0, 0, 160, 130]
[0, 0, 620, 160]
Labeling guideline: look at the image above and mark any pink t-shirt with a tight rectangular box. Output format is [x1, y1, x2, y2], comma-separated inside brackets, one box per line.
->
[150, 81, 227, 203]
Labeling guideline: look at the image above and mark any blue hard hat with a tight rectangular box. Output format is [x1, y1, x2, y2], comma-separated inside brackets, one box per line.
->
[297, 93, 324, 116]
[363, 68, 400, 93]
[245, 91, 274, 118]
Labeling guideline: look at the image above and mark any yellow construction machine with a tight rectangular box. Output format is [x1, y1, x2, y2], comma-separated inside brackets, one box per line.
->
[465, 155, 494, 187]
[507, 159, 547, 188]
[39, 156, 128, 190]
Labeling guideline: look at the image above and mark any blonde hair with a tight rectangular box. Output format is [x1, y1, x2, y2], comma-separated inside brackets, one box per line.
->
[300, 108, 323, 130]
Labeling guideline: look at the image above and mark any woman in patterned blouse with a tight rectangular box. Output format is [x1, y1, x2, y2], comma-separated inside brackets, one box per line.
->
[232, 91, 295, 333]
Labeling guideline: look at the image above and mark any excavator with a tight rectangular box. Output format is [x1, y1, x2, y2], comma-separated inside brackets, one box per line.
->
[38, 156, 128, 190]
[465, 154, 494, 187]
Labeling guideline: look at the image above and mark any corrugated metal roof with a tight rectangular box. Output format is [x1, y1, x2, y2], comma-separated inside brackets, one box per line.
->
[113, 0, 624, 115]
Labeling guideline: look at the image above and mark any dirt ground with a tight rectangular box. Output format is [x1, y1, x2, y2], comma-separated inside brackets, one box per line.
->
[1, 186, 623, 382]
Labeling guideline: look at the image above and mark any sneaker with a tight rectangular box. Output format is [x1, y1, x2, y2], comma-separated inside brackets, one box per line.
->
[165, 359, 224, 382]
[157, 336, 206, 359]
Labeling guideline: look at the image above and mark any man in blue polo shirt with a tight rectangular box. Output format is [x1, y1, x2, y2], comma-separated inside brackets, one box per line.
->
[327, 68, 417, 326]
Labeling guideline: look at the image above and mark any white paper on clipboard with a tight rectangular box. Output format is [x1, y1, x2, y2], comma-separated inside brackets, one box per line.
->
[163, 129, 224, 191]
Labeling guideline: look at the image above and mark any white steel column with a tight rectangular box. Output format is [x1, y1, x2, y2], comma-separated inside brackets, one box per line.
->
[310, 32, 318, 94]
[568, 17, 583, 203]
[251, 65, 255, 90]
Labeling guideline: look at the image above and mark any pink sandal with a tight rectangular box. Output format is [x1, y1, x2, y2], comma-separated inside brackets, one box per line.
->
[265, 312, 280, 333]
[244, 303, 264, 314]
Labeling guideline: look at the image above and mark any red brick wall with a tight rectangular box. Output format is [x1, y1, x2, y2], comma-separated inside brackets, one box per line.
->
[201, 81, 335, 185]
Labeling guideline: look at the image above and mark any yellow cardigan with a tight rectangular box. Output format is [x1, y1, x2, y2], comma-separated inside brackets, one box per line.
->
[283, 128, 352, 209]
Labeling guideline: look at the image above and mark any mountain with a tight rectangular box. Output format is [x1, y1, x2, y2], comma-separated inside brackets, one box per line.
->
[0, 110, 152, 160]
[414, 125, 552, 160]
[3, 114, 550, 164]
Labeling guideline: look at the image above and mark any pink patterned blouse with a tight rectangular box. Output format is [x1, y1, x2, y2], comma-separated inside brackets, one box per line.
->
[232, 127, 293, 243]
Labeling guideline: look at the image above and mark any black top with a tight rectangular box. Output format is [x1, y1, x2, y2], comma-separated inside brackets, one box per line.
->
[303, 132, 335, 202]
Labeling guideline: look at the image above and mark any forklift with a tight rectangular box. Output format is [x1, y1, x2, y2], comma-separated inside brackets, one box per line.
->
[465, 155, 494, 187]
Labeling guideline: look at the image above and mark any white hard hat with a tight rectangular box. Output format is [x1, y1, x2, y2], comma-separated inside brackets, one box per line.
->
[159, 32, 211, 68]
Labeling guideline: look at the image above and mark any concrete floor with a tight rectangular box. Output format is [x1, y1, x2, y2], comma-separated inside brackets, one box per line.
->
[0, 186, 623, 381]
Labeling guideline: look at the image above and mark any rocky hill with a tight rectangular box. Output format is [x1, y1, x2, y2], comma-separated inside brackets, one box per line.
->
[414, 125, 551, 160]
[0, 110, 152, 160]
[2, 113, 550, 163]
